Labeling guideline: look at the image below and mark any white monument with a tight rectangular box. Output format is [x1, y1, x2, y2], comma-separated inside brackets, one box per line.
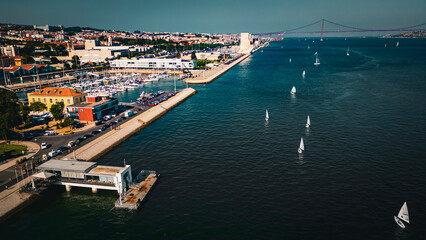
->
[239, 33, 253, 54]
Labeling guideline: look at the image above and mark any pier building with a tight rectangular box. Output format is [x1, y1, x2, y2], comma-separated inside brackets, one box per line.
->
[110, 58, 196, 70]
[36, 159, 132, 194]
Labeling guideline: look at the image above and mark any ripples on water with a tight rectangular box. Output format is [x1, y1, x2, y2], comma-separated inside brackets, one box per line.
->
[2, 38, 426, 240]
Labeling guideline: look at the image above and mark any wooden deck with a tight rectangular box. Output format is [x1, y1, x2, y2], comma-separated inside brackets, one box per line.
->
[115, 172, 159, 210]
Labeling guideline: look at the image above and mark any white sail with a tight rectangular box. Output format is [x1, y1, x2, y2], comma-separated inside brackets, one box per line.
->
[307, 44, 310, 49]
[290, 86, 296, 94]
[265, 109, 269, 121]
[347, 46, 350, 56]
[396, 42, 399, 47]
[306, 115, 310, 127]
[299, 137, 304, 151]
[314, 52, 320, 65]
[302, 70, 306, 77]
[289, 58, 292, 63]
[398, 202, 410, 224]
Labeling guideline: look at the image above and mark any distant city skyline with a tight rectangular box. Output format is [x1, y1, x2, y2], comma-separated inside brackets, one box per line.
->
[0, 0, 425, 34]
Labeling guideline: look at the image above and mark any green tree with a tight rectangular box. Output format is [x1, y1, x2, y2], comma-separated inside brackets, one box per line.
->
[0, 89, 22, 140]
[30, 101, 47, 111]
[19, 103, 31, 127]
[50, 102, 64, 122]
[50, 57, 60, 64]
[175, 52, 181, 58]
[64, 62, 71, 70]
[191, 51, 196, 60]
[72, 55, 80, 69]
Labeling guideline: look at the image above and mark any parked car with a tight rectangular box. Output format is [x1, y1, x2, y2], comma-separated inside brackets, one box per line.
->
[92, 130, 100, 135]
[63, 130, 73, 135]
[48, 150, 59, 158]
[115, 118, 122, 123]
[44, 130, 56, 136]
[103, 115, 111, 121]
[111, 113, 117, 118]
[57, 146, 69, 153]
[95, 120, 103, 126]
[67, 141, 76, 148]
[121, 116, 127, 120]
[41, 142, 48, 149]
[109, 122, 117, 126]
[83, 134, 92, 139]
[99, 126, 107, 131]
[75, 138, 84, 144]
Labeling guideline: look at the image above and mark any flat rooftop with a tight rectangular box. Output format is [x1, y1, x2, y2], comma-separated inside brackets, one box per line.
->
[37, 159, 96, 172]
[86, 165, 127, 176]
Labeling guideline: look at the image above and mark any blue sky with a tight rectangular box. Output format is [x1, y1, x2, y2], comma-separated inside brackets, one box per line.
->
[0, 0, 425, 34]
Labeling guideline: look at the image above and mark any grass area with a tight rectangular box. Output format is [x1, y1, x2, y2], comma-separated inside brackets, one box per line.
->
[0, 143, 27, 161]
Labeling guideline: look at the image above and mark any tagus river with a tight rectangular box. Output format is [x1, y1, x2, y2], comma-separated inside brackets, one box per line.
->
[2, 38, 426, 240]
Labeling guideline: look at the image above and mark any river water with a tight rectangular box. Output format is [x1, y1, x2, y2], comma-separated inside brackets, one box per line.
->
[2, 38, 426, 240]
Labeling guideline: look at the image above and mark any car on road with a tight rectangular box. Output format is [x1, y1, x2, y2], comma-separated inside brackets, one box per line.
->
[48, 150, 59, 158]
[95, 120, 103, 126]
[103, 115, 111, 121]
[99, 126, 107, 132]
[44, 130, 56, 136]
[75, 138, 84, 144]
[83, 134, 92, 139]
[41, 142, 48, 149]
[67, 141, 76, 147]
[109, 122, 117, 126]
[121, 116, 127, 120]
[92, 130, 100, 135]
[115, 118, 122, 123]
[63, 130, 73, 135]
[57, 146, 69, 153]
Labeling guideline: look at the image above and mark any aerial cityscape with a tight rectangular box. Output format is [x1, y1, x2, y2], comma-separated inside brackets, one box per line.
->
[0, 0, 425, 239]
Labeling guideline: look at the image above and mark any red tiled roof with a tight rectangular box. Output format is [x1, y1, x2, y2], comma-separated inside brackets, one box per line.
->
[4, 66, 20, 72]
[21, 65, 35, 70]
[29, 87, 85, 97]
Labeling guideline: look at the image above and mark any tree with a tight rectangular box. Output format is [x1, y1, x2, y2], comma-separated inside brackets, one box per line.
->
[72, 55, 80, 68]
[191, 51, 196, 60]
[64, 62, 71, 70]
[19, 103, 31, 127]
[50, 102, 64, 122]
[175, 52, 181, 58]
[30, 101, 47, 111]
[0, 89, 22, 140]
[50, 57, 59, 64]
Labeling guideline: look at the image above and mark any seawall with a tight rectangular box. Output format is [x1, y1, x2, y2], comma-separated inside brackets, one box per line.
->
[185, 53, 251, 84]
[63, 88, 197, 161]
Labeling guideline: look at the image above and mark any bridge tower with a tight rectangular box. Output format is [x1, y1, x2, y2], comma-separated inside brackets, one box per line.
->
[320, 19, 324, 41]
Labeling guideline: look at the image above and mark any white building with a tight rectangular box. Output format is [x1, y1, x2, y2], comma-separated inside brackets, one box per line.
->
[111, 58, 196, 69]
[239, 32, 253, 54]
[36, 159, 132, 194]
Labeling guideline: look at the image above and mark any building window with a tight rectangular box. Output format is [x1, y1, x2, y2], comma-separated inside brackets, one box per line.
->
[50, 99, 52, 103]
[38, 98, 40, 102]
[67, 99, 70, 104]
[32, 98, 35, 102]
[61, 99, 64, 102]
[44, 98, 46, 103]
[55, 99, 58, 103]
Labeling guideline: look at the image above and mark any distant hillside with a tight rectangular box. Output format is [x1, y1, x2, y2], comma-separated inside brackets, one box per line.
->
[383, 31, 426, 38]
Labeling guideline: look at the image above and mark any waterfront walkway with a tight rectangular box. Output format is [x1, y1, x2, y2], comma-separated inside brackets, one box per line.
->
[63, 88, 197, 161]
[186, 53, 251, 84]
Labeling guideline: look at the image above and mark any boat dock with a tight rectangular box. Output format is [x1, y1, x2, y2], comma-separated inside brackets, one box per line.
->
[115, 170, 159, 210]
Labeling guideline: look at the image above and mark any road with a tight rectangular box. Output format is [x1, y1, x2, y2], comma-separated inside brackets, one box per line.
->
[0, 91, 173, 191]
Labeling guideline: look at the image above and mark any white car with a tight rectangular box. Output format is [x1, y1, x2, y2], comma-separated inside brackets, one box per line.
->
[48, 150, 59, 158]
[41, 142, 48, 149]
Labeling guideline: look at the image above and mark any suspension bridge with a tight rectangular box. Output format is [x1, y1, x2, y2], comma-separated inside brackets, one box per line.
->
[252, 19, 426, 40]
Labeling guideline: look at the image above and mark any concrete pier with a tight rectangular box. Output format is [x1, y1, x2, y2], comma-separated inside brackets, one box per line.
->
[115, 171, 159, 210]
[63, 88, 197, 161]
[185, 53, 251, 84]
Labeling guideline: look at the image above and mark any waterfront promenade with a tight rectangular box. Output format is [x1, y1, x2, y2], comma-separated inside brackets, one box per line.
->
[63, 88, 197, 161]
[186, 53, 251, 84]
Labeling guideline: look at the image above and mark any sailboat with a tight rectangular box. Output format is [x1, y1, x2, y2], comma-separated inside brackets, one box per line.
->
[307, 44, 310, 50]
[385, 44, 387, 47]
[302, 70, 306, 78]
[265, 109, 269, 121]
[347, 46, 350, 56]
[281, 46, 283, 49]
[396, 41, 399, 47]
[394, 202, 410, 228]
[298, 137, 304, 153]
[289, 58, 292, 63]
[306, 115, 310, 128]
[314, 52, 320, 66]
[290, 86, 296, 95]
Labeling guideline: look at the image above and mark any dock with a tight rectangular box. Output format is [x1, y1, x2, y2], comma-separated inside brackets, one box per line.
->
[115, 171, 159, 210]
